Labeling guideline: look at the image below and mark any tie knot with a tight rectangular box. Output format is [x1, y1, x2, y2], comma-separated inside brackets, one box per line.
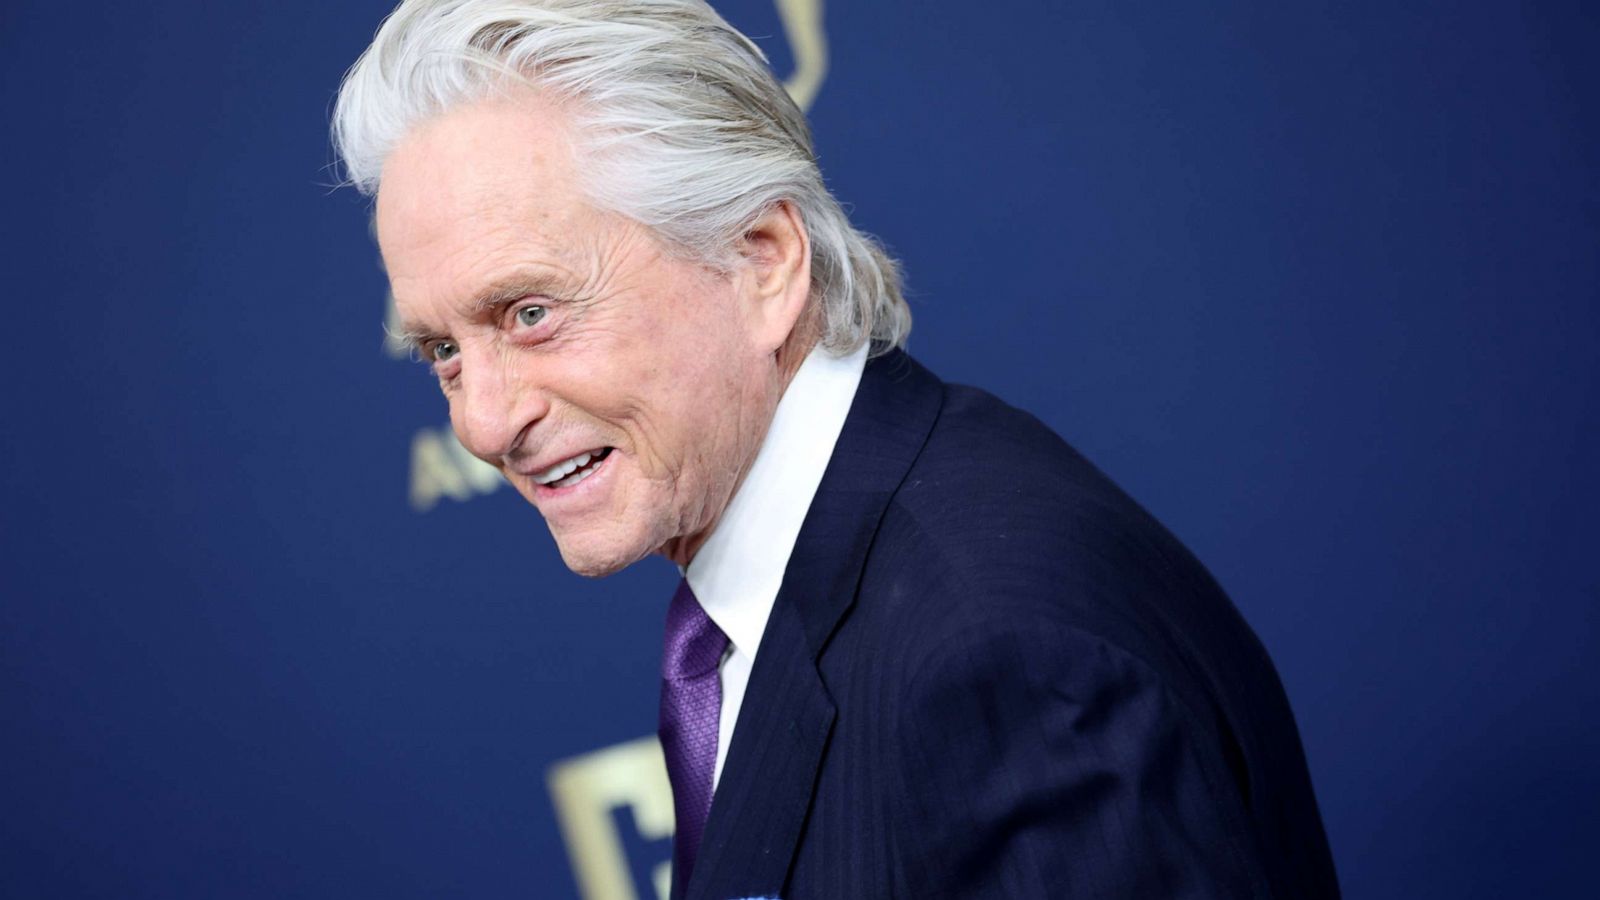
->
[662, 579, 728, 680]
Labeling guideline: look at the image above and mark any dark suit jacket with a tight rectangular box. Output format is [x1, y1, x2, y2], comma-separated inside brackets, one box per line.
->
[680, 351, 1340, 899]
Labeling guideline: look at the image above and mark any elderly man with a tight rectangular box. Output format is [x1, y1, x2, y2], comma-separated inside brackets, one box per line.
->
[333, 1, 1340, 897]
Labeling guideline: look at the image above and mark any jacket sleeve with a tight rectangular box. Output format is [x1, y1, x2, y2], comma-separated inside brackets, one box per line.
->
[895, 618, 1275, 898]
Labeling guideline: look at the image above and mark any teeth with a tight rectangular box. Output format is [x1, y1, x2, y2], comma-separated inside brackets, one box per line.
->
[533, 451, 592, 486]
[533, 449, 613, 487]
[551, 459, 602, 489]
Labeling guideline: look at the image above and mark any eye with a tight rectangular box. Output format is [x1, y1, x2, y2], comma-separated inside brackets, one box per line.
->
[427, 340, 459, 363]
[513, 305, 547, 328]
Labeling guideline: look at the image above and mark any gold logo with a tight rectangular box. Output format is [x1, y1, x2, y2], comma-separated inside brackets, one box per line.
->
[547, 737, 676, 900]
[776, 0, 828, 112]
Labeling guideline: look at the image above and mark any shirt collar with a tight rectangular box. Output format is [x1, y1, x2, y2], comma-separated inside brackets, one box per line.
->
[684, 342, 869, 658]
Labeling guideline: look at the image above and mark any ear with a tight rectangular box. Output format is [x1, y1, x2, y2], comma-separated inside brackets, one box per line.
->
[736, 200, 812, 354]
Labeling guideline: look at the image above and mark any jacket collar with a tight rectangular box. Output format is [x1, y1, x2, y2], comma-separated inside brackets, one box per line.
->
[685, 349, 944, 900]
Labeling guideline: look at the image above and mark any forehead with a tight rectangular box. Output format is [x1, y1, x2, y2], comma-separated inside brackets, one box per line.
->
[374, 91, 595, 307]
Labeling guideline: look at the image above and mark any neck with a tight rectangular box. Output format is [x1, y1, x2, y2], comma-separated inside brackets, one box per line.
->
[659, 319, 823, 568]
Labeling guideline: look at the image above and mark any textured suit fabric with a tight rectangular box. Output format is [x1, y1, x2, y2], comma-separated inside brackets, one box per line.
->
[680, 351, 1340, 899]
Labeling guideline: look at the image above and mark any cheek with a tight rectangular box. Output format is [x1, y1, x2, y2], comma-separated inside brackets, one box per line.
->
[592, 320, 739, 421]
[659, 311, 757, 402]
[575, 282, 758, 473]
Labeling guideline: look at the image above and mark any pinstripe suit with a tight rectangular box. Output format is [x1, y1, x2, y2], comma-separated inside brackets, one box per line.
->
[681, 351, 1340, 899]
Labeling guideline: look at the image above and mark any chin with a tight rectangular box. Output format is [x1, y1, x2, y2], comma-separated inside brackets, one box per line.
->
[551, 530, 651, 579]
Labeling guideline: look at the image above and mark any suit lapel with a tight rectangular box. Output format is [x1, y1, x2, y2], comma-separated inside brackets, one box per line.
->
[686, 350, 943, 900]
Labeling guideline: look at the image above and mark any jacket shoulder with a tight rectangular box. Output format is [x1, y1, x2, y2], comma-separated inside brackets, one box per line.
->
[874, 382, 1251, 669]
[827, 374, 1340, 898]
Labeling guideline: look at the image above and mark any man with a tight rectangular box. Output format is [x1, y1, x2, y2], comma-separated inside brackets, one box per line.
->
[333, 1, 1341, 897]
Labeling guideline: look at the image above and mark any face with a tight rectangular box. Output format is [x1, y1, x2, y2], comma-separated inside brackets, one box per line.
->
[376, 92, 807, 576]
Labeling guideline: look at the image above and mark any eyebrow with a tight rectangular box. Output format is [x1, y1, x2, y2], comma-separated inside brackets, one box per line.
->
[390, 268, 573, 349]
[467, 269, 570, 313]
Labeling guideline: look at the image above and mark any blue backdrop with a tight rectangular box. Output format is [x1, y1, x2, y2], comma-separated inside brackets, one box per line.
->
[3, 1, 1595, 897]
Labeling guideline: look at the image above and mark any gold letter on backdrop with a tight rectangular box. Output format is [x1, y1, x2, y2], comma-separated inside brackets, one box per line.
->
[777, 0, 828, 112]
[408, 425, 503, 512]
[547, 737, 675, 900]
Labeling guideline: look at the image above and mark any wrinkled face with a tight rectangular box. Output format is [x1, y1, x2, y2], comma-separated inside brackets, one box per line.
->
[376, 93, 791, 576]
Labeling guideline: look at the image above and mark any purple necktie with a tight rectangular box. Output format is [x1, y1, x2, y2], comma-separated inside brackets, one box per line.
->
[659, 578, 728, 890]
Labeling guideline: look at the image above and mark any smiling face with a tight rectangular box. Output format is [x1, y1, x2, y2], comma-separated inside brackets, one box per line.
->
[375, 91, 812, 576]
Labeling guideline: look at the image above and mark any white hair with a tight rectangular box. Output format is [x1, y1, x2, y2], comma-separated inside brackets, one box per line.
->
[332, 0, 910, 354]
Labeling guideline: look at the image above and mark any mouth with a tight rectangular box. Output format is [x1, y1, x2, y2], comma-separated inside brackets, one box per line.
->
[530, 447, 614, 490]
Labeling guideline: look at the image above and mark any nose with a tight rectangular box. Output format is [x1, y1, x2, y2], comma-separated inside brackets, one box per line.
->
[448, 343, 550, 466]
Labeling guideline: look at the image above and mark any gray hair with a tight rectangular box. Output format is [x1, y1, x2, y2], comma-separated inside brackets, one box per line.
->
[332, 0, 910, 355]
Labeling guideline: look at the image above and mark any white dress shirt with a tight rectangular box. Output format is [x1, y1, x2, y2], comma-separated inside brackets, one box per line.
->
[684, 342, 868, 791]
